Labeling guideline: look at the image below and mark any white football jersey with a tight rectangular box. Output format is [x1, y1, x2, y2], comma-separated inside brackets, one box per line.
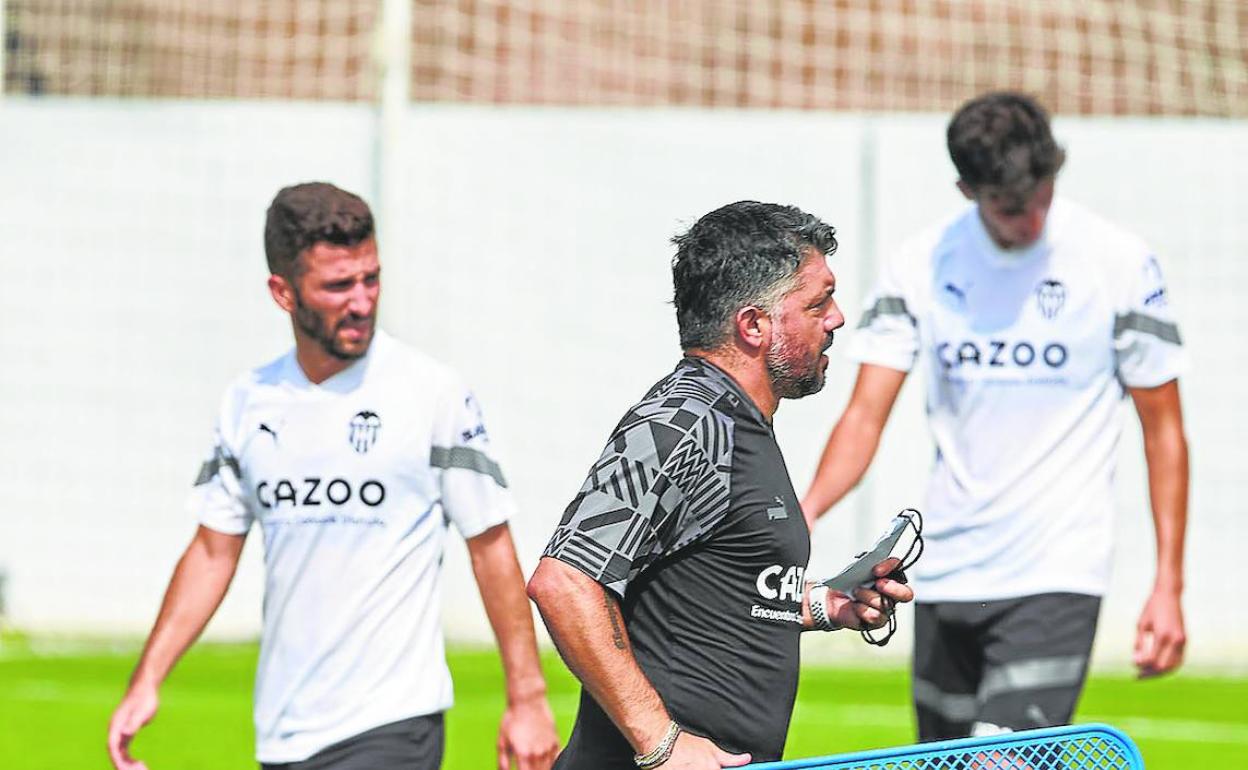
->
[189, 330, 515, 763]
[850, 198, 1185, 602]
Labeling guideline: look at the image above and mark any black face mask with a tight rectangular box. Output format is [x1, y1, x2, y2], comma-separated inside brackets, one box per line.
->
[859, 509, 924, 647]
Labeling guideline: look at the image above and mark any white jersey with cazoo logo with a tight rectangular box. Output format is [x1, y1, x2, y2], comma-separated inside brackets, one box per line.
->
[850, 198, 1185, 602]
[189, 330, 515, 763]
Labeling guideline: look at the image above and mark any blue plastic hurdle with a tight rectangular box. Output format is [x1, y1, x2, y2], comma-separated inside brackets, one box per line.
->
[747, 723, 1145, 769]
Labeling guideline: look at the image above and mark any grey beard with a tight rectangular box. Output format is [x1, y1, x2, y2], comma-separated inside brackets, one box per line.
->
[765, 339, 824, 399]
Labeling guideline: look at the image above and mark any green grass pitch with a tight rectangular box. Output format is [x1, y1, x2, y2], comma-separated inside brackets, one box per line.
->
[1, 640, 1244, 769]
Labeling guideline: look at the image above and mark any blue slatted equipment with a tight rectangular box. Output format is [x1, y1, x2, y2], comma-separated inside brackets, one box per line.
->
[748, 724, 1145, 769]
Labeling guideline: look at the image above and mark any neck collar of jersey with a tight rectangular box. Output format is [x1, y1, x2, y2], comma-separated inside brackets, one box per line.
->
[287, 329, 389, 393]
[682, 355, 770, 427]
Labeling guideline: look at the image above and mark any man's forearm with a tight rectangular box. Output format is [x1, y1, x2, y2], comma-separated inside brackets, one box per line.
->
[467, 524, 548, 702]
[802, 413, 883, 525]
[801, 364, 905, 527]
[130, 527, 245, 690]
[1142, 418, 1189, 592]
[1131, 381, 1190, 593]
[528, 557, 671, 752]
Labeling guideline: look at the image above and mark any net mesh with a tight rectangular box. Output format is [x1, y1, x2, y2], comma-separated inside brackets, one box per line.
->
[766, 726, 1140, 770]
[4, 0, 377, 99]
[5, 1, 1246, 116]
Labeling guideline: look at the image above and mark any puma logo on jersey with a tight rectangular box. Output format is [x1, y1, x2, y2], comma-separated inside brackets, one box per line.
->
[256, 477, 387, 509]
[756, 564, 805, 602]
[943, 282, 970, 308]
[258, 423, 279, 444]
[937, 340, 1068, 370]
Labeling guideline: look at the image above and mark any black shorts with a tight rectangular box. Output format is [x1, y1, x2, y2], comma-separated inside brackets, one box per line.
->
[912, 593, 1101, 741]
[261, 713, 445, 770]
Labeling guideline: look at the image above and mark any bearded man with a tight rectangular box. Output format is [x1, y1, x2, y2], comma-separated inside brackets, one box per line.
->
[108, 182, 559, 770]
[528, 201, 915, 769]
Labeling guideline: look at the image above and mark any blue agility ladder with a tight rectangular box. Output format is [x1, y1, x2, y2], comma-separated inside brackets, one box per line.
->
[748, 723, 1145, 769]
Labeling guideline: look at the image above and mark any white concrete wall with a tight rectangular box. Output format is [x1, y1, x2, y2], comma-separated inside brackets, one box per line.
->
[0, 100, 1244, 671]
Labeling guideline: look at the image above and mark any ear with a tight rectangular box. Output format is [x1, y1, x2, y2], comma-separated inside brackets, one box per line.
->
[734, 305, 771, 354]
[955, 180, 976, 201]
[268, 273, 297, 314]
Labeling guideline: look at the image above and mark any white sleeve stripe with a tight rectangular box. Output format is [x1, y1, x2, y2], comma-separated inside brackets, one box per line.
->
[858, 296, 916, 329]
[430, 446, 508, 488]
[1114, 312, 1182, 345]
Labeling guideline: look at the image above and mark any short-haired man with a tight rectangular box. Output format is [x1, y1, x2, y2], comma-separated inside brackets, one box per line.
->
[107, 182, 559, 770]
[803, 92, 1189, 740]
[527, 201, 915, 769]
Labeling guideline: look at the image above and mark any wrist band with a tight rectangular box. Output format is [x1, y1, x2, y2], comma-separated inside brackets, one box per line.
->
[634, 720, 681, 769]
[808, 584, 841, 632]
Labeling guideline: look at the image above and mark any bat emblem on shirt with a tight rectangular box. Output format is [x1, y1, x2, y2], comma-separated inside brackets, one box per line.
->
[1035, 279, 1066, 320]
[349, 410, 382, 454]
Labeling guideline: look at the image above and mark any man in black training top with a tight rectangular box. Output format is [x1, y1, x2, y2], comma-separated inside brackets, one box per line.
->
[528, 201, 915, 769]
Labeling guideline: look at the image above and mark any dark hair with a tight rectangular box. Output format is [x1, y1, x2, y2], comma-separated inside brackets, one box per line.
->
[672, 201, 838, 351]
[263, 182, 375, 277]
[947, 91, 1066, 200]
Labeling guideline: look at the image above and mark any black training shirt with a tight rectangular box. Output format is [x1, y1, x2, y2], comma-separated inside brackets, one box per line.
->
[544, 357, 811, 767]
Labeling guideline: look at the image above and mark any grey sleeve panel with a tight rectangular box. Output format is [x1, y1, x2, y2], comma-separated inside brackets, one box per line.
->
[431, 445, 508, 488]
[193, 446, 241, 486]
[1114, 311, 1182, 345]
[857, 295, 916, 329]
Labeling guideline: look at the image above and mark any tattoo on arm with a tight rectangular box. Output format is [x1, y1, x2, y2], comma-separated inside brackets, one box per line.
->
[603, 587, 627, 650]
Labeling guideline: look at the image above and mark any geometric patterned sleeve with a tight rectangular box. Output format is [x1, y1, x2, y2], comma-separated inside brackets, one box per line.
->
[542, 377, 735, 598]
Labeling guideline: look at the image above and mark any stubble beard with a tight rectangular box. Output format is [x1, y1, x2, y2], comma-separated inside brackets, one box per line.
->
[293, 295, 373, 361]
